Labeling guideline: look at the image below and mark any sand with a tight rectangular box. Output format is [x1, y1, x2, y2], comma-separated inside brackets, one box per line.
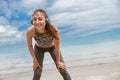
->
[1, 62, 120, 80]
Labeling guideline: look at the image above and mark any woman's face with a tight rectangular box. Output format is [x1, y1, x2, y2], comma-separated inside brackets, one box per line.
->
[32, 12, 46, 30]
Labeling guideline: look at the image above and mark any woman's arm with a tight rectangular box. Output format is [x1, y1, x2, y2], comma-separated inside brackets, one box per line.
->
[54, 33, 60, 65]
[26, 27, 36, 60]
[53, 26, 60, 64]
[53, 26, 66, 70]
[26, 27, 41, 70]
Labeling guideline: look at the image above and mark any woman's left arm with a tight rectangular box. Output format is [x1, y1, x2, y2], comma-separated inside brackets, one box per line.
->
[53, 28, 60, 65]
[53, 26, 66, 70]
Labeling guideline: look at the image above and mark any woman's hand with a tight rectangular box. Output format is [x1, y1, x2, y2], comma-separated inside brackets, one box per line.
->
[57, 62, 66, 70]
[33, 60, 41, 71]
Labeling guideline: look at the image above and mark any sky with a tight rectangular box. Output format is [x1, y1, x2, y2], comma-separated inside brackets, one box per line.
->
[0, 0, 120, 57]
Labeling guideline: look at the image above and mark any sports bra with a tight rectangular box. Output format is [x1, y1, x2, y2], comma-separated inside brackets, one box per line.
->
[34, 28, 53, 46]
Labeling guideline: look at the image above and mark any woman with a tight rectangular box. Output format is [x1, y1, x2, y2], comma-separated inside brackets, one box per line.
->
[26, 9, 71, 80]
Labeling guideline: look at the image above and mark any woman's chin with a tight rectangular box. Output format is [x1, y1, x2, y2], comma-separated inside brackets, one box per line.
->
[35, 27, 42, 30]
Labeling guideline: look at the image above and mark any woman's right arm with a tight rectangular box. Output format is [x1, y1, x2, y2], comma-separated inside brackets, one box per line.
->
[26, 27, 36, 60]
[26, 27, 41, 70]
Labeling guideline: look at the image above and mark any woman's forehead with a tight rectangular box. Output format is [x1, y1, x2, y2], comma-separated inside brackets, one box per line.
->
[33, 12, 45, 17]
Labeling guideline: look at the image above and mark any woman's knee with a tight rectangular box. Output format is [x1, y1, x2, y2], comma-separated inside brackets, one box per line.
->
[59, 69, 68, 75]
[34, 68, 42, 78]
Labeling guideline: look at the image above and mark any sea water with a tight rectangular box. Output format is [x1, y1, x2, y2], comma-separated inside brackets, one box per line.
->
[0, 40, 120, 75]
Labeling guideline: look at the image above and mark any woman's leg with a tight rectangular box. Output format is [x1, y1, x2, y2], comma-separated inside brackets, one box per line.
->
[33, 45, 45, 80]
[49, 47, 72, 80]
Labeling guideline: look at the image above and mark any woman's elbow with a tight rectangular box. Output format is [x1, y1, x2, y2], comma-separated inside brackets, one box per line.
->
[27, 45, 33, 50]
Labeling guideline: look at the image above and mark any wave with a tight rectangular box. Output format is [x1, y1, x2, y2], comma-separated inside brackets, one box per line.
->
[0, 53, 120, 75]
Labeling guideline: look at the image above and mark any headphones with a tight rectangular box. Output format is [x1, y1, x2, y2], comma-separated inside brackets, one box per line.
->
[46, 18, 50, 24]
[31, 18, 50, 24]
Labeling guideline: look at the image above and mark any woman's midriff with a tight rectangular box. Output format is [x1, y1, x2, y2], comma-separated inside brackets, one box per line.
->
[35, 42, 55, 48]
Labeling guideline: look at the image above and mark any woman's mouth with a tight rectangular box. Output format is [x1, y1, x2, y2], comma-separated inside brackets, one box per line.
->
[35, 24, 42, 28]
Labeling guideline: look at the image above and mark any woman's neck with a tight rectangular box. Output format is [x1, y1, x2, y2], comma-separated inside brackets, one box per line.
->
[37, 28, 46, 34]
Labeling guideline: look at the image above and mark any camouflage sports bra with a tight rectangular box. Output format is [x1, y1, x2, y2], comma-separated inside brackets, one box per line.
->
[34, 28, 53, 46]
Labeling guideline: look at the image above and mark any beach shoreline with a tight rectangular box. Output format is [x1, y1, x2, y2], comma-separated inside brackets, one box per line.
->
[1, 62, 120, 80]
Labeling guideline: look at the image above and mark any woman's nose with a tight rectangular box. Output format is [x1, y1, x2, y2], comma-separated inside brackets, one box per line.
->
[36, 19, 40, 24]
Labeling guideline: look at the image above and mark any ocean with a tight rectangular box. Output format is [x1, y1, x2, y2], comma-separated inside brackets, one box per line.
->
[0, 40, 120, 75]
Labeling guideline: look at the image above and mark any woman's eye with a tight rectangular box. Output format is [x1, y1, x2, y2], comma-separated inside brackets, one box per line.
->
[32, 17, 43, 21]
[33, 18, 36, 21]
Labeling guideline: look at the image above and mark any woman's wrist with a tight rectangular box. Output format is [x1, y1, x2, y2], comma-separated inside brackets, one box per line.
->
[56, 62, 59, 64]
[56, 61, 60, 65]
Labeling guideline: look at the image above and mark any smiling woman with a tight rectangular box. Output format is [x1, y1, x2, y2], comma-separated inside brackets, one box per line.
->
[1, 0, 120, 80]
[26, 9, 72, 80]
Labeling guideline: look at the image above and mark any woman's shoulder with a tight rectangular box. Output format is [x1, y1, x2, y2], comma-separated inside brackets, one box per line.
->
[50, 24, 59, 32]
[26, 26, 34, 31]
[26, 26, 34, 36]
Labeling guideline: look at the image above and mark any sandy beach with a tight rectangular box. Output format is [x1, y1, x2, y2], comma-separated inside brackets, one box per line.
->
[0, 62, 120, 80]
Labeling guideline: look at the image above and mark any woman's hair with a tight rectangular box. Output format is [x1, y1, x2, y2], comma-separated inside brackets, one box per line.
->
[31, 9, 59, 39]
